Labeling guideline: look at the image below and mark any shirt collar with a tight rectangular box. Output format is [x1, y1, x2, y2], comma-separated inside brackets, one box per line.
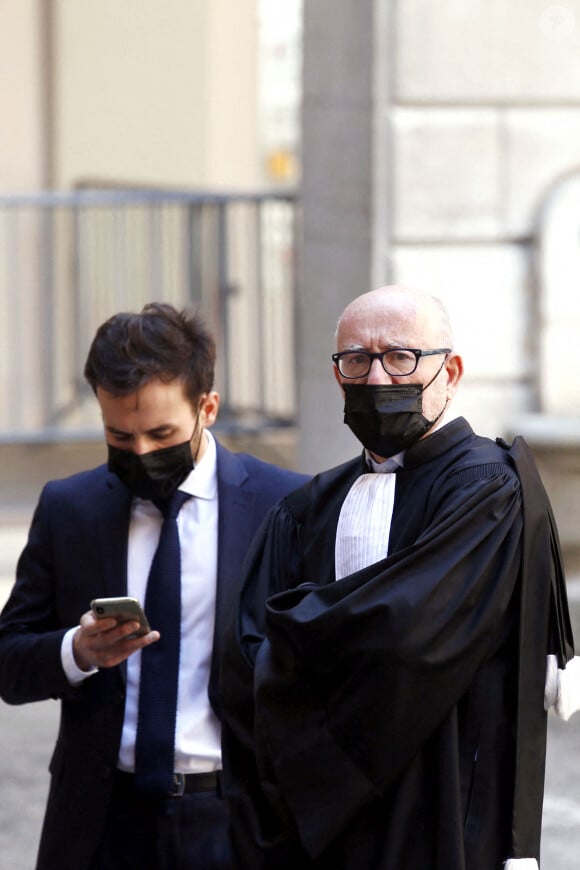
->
[178, 429, 218, 500]
[366, 451, 404, 473]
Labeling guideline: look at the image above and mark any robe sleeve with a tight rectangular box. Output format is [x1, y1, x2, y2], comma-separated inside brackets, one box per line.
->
[220, 500, 313, 869]
[253, 468, 524, 858]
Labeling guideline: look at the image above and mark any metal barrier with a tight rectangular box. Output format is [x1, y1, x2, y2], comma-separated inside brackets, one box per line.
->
[0, 188, 298, 441]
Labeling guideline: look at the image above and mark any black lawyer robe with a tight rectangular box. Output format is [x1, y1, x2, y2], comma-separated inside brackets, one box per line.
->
[220, 418, 573, 870]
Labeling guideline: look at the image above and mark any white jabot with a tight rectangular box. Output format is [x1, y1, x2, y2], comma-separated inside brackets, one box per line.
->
[335, 458, 400, 581]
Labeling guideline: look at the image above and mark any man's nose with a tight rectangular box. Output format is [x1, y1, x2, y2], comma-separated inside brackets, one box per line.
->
[366, 358, 393, 385]
[132, 438, 153, 455]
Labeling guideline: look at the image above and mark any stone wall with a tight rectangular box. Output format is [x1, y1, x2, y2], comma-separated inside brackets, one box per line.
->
[299, 0, 580, 555]
[386, 0, 580, 437]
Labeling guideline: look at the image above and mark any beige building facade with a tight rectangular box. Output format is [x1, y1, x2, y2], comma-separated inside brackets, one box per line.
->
[0, 0, 263, 191]
[299, 0, 580, 557]
[0, 0, 578, 554]
[0, 0, 300, 437]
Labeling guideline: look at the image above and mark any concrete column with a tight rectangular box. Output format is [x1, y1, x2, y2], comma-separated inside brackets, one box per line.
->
[0, 0, 49, 188]
[297, 0, 379, 472]
[0, 0, 51, 431]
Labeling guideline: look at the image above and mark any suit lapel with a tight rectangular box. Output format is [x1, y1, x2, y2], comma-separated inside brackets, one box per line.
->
[214, 443, 255, 642]
[96, 470, 133, 598]
[85, 468, 133, 688]
[209, 444, 256, 710]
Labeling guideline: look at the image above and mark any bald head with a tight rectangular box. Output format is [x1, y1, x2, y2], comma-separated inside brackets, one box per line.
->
[336, 285, 453, 351]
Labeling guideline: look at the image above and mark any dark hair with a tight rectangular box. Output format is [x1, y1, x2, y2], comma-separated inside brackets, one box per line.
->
[84, 303, 216, 406]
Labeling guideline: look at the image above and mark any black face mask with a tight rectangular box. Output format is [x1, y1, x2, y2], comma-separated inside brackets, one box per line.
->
[343, 375, 447, 459]
[108, 435, 195, 502]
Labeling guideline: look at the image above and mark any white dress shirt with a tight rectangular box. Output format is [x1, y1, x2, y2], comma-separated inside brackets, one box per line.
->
[62, 430, 221, 773]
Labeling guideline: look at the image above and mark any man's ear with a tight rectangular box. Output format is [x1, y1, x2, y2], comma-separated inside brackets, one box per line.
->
[198, 391, 220, 428]
[444, 354, 463, 399]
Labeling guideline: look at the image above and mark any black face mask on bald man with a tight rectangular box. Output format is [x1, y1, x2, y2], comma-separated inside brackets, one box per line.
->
[342, 364, 447, 458]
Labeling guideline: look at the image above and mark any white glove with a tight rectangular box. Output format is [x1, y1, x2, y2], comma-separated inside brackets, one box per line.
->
[504, 860, 538, 869]
[544, 654, 580, 721]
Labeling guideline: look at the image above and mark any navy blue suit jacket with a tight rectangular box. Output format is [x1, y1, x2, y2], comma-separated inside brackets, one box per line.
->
[0, 440, 307, 870]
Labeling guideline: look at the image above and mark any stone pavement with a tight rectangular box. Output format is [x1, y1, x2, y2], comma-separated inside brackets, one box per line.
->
[1, 461, 580, 867]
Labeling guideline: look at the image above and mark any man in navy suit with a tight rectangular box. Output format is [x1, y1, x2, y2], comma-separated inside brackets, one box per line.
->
[0, 303, 307, 870]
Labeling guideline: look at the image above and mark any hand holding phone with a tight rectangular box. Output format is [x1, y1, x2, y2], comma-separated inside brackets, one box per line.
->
[90, 596, 151, 638]
[73, 597, 157, 672]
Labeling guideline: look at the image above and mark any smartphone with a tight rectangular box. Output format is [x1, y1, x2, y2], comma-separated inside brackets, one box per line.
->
[90, 596, 151, 637]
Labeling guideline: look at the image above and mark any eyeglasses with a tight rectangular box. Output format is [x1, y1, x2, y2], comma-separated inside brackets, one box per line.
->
[332, 348, 452, 379]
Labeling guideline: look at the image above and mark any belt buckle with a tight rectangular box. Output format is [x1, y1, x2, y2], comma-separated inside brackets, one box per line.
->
[171, 772, 186, 797]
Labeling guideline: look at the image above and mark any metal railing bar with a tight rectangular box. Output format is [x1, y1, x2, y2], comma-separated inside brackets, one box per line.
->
[0, 188, 298, 441]
[0, 189, 296, 208]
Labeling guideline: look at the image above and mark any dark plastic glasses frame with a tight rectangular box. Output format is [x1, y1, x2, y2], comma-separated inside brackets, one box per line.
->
[331, 348, 452, 378]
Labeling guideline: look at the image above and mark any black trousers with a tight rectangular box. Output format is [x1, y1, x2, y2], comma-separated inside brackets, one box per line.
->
[91, 773, 231, 870]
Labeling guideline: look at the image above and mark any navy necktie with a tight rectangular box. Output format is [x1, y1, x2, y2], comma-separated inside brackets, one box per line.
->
[134, 489, 191, 795]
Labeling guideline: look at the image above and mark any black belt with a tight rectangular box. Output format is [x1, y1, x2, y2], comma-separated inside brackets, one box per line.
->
[116, 769, 221, 798]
